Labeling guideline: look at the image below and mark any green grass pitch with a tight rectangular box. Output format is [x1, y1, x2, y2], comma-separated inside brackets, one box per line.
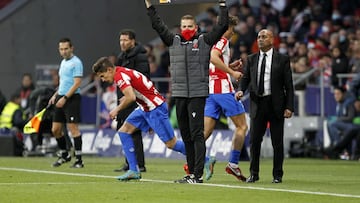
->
[0, 157, 359, 203]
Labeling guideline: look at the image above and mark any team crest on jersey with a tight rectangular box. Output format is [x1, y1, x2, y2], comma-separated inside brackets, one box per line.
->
[192, 39, 199, 51]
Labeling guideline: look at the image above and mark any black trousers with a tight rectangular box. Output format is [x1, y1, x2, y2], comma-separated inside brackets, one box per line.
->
[249, 96, 284, 178]
[175, 97, 206, 179]
[117, 102, 145, 168]
[333, 126, 360, 155]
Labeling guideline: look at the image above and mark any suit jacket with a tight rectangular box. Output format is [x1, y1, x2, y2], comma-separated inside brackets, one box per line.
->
[240, 51, 294, 119]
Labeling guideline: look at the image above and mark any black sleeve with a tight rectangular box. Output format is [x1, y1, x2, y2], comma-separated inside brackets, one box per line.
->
[283, 55, 295, 111]
[147, 6, 175, 46]
[338, 103, 356, 123]
[135, 53, 151, 79]
[203, 5, 228, 46]
[12, 109, 26, 130]
[28, 88, 44, 114]
[240, 56, 251, 92]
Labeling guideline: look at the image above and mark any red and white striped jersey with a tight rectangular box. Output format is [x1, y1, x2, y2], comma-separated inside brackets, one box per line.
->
[114, 67, 165, 111]
[209, 37, 235, 94]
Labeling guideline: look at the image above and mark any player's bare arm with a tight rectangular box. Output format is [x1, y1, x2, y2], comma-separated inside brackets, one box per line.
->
[109, 86, 136, 119]
[210, 49, 243, 81]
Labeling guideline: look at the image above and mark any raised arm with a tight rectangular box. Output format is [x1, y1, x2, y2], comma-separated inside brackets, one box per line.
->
[204, 0, 228, 45]
[145, 0, 152, 8]
[145, 0, 175, 46]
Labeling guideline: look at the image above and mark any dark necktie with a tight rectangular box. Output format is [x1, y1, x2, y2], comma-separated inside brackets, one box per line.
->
[258, 53, 266, 95]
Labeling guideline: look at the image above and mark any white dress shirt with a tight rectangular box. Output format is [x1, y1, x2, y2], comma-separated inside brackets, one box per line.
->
[257, 48, 273, 96]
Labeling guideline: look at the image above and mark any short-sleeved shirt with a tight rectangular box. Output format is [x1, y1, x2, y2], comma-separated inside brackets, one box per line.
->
[114, 66, 165, 111]
[209, 37, 234, 94]
[58, 55, 83, 95]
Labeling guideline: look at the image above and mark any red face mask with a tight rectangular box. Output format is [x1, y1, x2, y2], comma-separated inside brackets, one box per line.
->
[181, 29, 196, 41]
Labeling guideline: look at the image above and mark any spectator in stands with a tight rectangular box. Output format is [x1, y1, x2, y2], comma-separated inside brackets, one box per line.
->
[48, 37, 84, 168]
[144, 0, 228, 184]
[348, 39, 360, 73]
[317, 54, 332, 87]
[285, 33, 299, 57]
[327, 86, 356, 146]
[232, 21, 255, 60]
[338, 29, 350, 53]
[330, 46, 349, 87]
[228, 3, 240, 19]
[328, 32, 340, 51]
[307, 46, 323, 84]
[198, 19, 213, 34]
[278, 42, 288, 55]
[92, 57, 186, 181]
[258, 3, 279, 27]
[238, 3, 252, 21]
[324, 99, 360, 160]
[16, 73, 35, 117]
[148, 54, 158, 76]
[143, 44, 154, 57]
[0, 93, 26, 131]
[113, 29, 149, 173]
[205, 7, 218, 25]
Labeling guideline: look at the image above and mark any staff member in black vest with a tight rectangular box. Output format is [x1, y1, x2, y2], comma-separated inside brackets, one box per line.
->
[236, 29, 294, 183]
[145, 0, 228, 183]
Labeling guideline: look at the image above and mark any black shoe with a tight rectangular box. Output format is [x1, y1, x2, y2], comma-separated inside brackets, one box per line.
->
[70, 159, 84, 168]
[272, 177, 282, 183]
[246, 175, 259, 183]
[174, 174, 203, 184]
[139, 166, 147, 172]
[52, 153, 71, 167]
[114, 164, 129, 172]
[324, 146, 344, 160]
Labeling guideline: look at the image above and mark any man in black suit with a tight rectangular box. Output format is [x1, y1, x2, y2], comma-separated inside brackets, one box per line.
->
[236, 29, 294, 183]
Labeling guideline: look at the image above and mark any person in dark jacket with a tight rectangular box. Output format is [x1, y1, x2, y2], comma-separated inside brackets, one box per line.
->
[327, 86, 356, 146]
[324, 99, 360, 160]
[330, 46, 349, 87]
[145, 0, 228, 183]
[114, 29, 150, 173]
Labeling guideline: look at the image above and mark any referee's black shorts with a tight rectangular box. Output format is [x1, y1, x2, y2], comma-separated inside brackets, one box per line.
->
[53, 94, 81, 123]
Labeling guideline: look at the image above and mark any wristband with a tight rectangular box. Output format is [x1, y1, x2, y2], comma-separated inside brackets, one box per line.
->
[63, 95, 68, 100]
[219, 0, 226, 6]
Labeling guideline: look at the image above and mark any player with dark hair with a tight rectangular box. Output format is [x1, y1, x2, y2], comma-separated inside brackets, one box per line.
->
[92, 57, 186, 181]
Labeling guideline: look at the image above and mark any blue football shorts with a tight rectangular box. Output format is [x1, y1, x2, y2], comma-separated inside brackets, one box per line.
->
[204, 93, 245, 119]
[125, 102, 174, 143]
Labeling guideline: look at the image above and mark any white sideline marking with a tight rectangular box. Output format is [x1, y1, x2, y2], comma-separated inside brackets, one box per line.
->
[0, 182, 98, 185]
[0, 167, 359, 199]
